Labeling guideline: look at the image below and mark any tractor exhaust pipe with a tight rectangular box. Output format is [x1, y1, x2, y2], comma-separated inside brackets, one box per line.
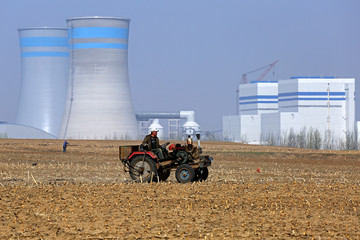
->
[196, 133, 202, 153]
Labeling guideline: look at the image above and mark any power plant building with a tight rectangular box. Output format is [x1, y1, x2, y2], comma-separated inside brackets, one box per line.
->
[1, 16, 200, 140]
[224, 81, 278, 143]
[223, 77, 356, 145]
[7, 17, 352, 142]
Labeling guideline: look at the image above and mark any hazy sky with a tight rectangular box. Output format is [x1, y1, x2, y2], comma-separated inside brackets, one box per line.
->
[1, 0, 359, 131]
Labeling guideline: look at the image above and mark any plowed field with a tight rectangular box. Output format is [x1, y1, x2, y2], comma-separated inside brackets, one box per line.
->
[0, 139, 359, 239]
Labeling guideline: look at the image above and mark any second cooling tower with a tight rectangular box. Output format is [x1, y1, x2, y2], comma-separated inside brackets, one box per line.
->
[16, 27, 69, 137]
[60, 17, 138, 139]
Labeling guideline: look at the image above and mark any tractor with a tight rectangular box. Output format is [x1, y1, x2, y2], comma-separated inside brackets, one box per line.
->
[119, 134, 213, 183]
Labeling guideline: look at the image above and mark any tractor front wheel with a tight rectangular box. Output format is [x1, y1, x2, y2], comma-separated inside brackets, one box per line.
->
[175, 164, 195, 183]
[129, 156, 157, 183]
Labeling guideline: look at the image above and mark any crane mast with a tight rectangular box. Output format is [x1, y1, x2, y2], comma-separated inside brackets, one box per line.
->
[237, 60, 279, 114]
[242, 60, 279, 84]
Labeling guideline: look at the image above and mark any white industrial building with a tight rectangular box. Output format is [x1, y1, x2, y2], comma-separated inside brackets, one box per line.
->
[223, 77, 356, 146]
[224, 81, 278, 143]
[136, 111, 200, 140]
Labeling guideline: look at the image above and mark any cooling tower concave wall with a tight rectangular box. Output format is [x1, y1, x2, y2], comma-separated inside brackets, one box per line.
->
[16, 27, 69, 137]
[59, 16, 138, 139]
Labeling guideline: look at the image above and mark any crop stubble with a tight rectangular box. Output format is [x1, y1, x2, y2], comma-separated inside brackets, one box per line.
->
[0, 139, 359, 239]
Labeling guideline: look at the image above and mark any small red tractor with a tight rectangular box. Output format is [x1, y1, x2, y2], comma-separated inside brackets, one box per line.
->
[119, 134, 213, 183]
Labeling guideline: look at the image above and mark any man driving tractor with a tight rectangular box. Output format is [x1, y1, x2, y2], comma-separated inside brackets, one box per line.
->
[142, 128, 164, 160]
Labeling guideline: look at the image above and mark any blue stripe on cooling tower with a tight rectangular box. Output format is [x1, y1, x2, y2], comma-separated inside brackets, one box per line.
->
[72, 43, 128, 49]
[239, 95, 278, 100]
[20, 37, 69, 47]
[279, 97, 346, 102]
[279, 92, 345, 97]
[70, 27, 129, 39]
[21, 52, 69, 57]
[239, 101, 278, 105]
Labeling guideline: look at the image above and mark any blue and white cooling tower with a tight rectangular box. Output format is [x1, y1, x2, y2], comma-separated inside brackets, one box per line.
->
[59, 17, 138, 139]
[16, 27, 69, 137]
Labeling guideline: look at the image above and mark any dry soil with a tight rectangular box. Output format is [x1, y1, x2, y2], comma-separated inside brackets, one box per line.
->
[0, 139, 359, 239]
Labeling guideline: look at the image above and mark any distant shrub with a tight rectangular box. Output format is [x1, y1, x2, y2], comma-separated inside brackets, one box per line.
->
[0, 133, 8, 139]
[262, 128, 359, 150]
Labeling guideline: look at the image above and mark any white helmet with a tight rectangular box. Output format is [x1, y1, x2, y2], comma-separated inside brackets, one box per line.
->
[150, 128, 159, 132]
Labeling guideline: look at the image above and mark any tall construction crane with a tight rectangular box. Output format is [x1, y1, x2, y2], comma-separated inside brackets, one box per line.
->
[241, 60, 279, 84]
[236, 60, 279, 114]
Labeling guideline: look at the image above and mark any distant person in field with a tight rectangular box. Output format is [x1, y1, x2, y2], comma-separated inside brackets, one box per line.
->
[142, 128, 164, 160]
[63, 140, 69, 152]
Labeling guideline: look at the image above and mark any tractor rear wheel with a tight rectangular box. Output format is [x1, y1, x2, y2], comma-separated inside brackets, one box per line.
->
[129, 156, 157, 183]
[175, 164, 195, 183]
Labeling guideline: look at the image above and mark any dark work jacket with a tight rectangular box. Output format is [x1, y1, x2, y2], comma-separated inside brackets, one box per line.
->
[142, 134, 160, 150]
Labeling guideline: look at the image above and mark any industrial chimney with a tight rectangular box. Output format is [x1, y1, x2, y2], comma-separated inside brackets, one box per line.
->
[59, 16, 138, 139]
